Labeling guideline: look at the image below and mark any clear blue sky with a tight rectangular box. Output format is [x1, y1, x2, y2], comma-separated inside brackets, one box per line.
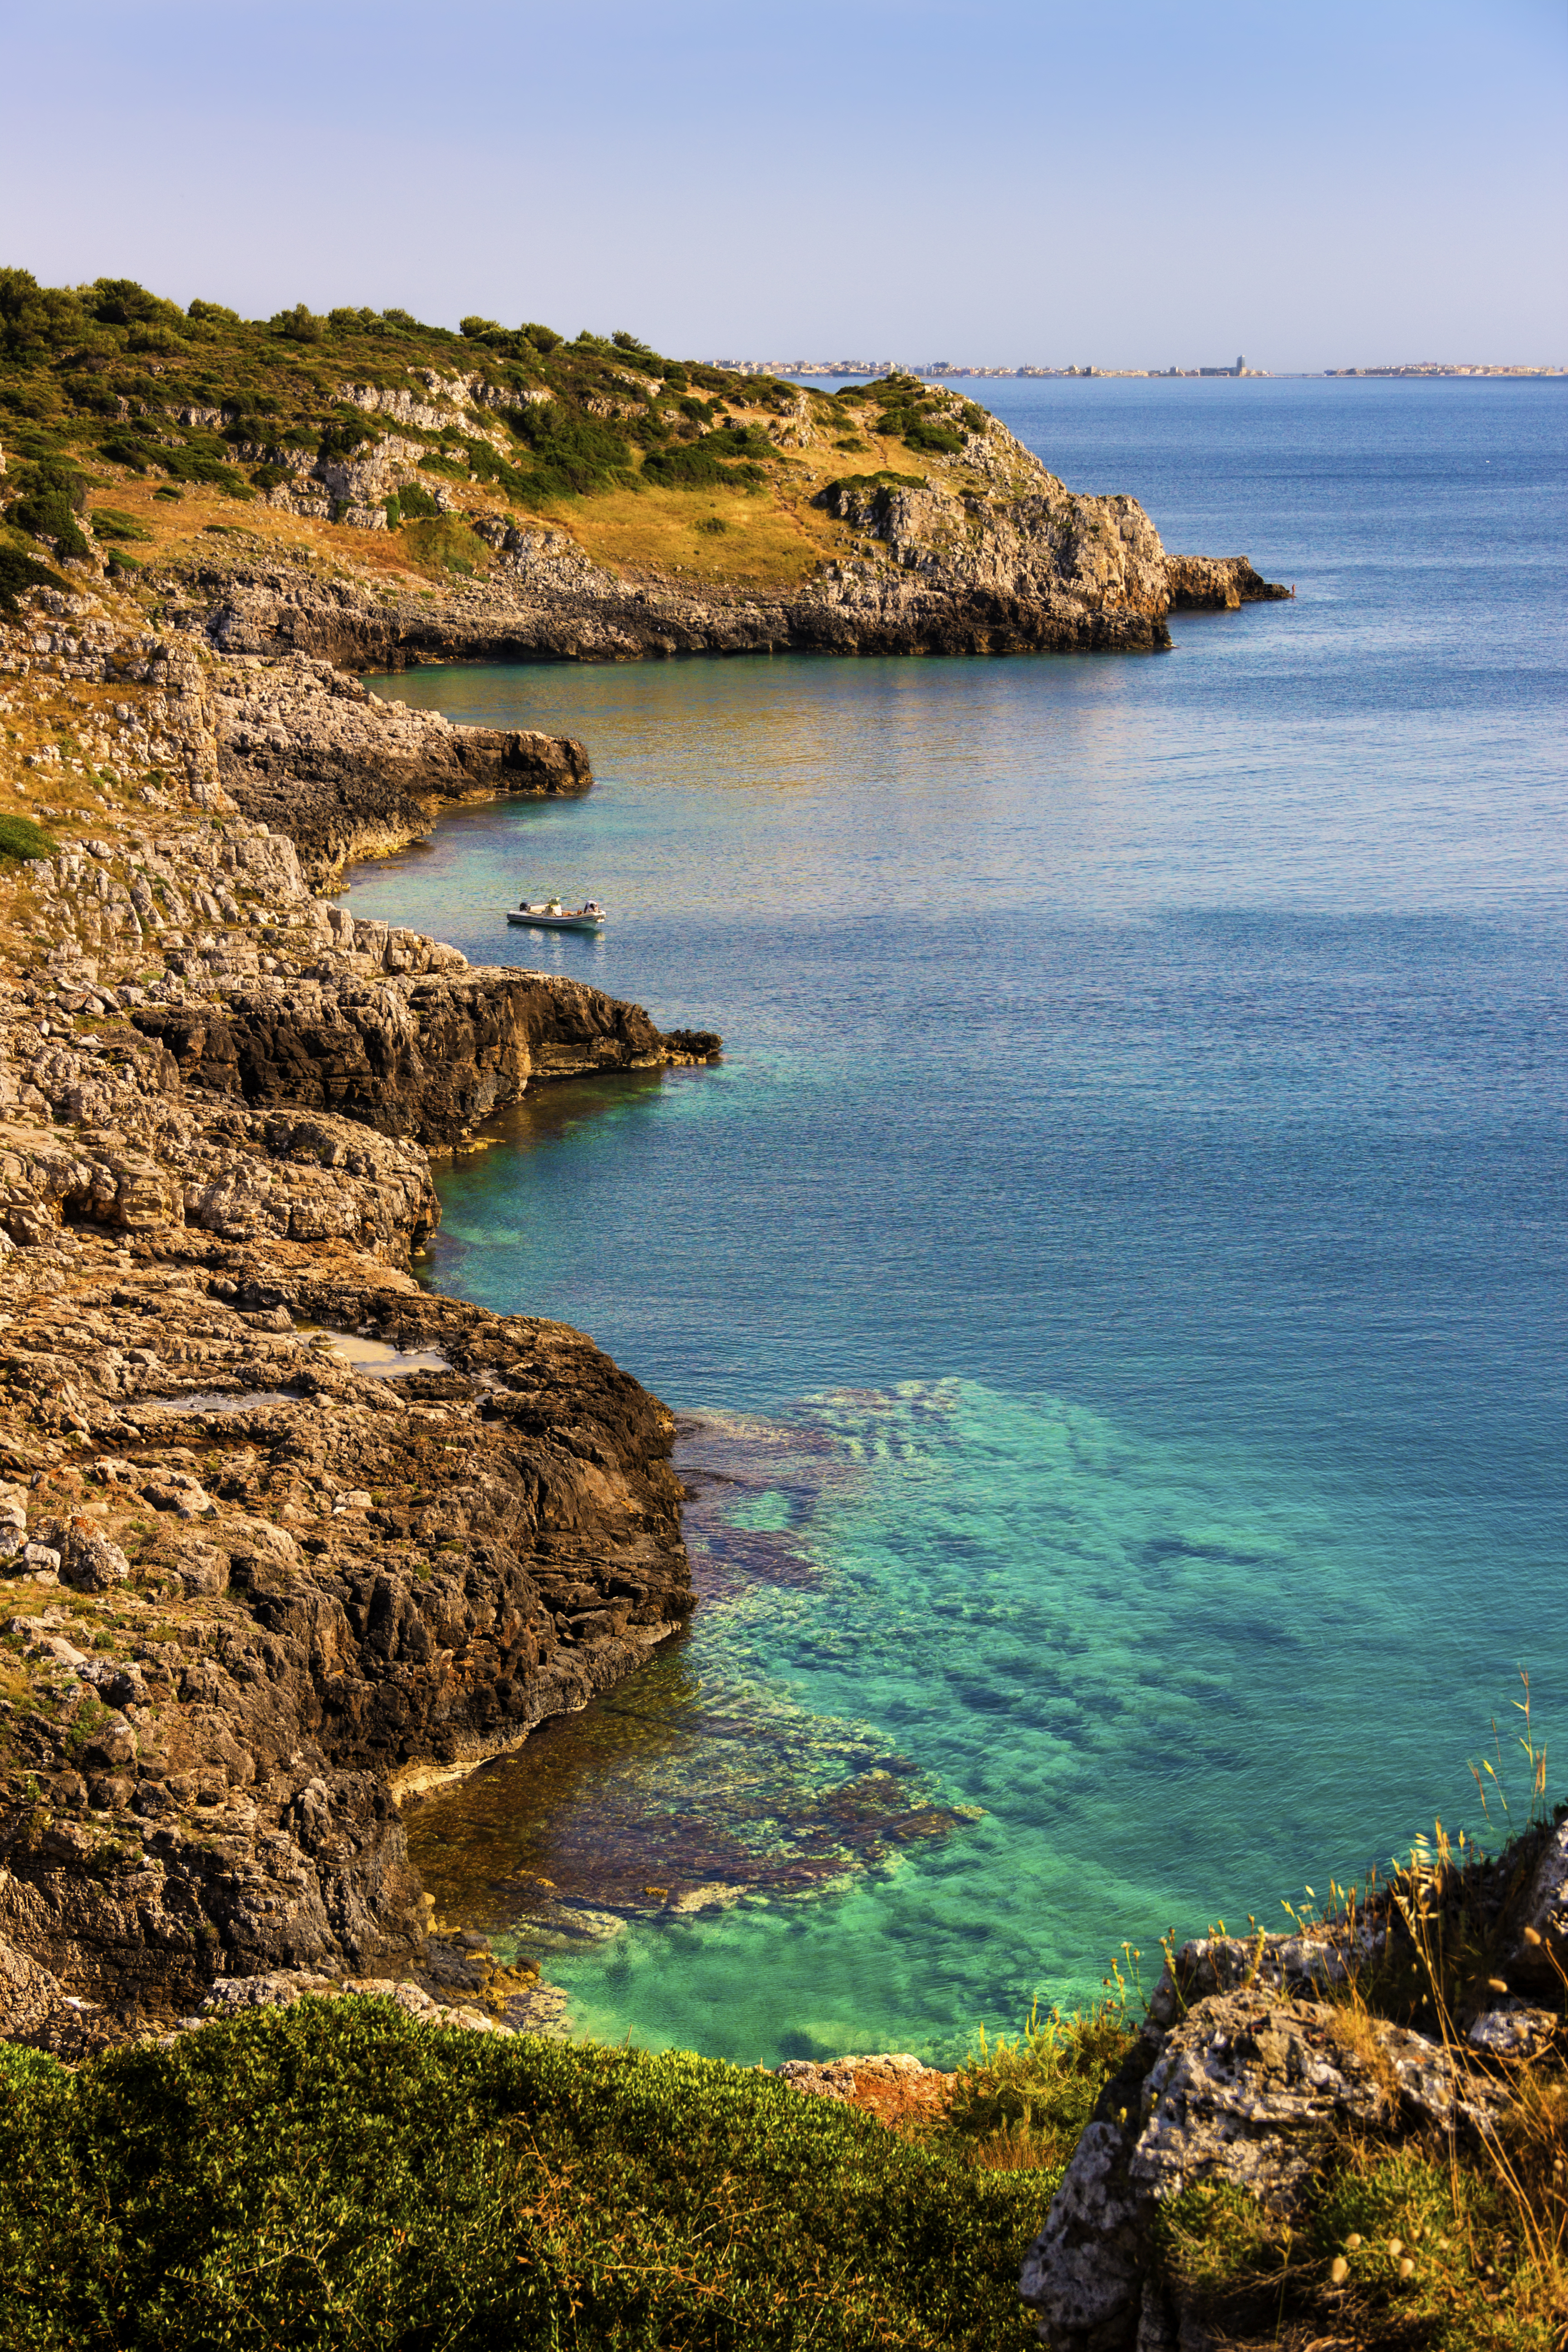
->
[5, 0, 1564, 370]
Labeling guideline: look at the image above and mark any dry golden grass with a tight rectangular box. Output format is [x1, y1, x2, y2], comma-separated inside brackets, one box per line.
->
[66, 396, 1003, 599]
[547, 476, 828, 588]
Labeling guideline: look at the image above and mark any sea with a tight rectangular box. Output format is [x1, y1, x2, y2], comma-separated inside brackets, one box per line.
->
[349, 375, 1567, 2066]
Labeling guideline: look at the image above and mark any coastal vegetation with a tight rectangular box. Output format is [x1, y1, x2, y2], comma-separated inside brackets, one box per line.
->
[0, 2004, 1048, 2350]
[0, 1803, 1560, 2352]
[0, 266, 1015, 595]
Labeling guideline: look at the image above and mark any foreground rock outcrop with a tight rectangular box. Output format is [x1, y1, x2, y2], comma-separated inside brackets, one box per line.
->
[1020, 1846, 1566, 2351]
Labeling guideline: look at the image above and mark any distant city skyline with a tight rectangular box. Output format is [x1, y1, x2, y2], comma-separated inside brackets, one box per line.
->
[713, 359, 1565, 381]
[4, 0, 1564, 374]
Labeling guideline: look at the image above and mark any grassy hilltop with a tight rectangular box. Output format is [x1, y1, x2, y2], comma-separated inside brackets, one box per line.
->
[0, 269, 1006, 598]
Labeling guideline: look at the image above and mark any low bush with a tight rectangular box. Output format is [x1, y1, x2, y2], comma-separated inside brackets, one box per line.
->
[88, 508, 151, 543]
[87, 279, 187, 337]
[270, 303, 325, 344]
[504, 401, 633, 500]
[400, 515, 488, 578]
[0, 2001, 1042, 2350]
[902, 420, 966, 456]
[96, 432, 156, 472]
[820, 471, 926, 502]
[316, 411, 377, 463]
[0, 813, 59, 861]
[943, 2000, 1134, 2174]
[0, 544, 65, 612]
[392, 480, 441, 521]
[1155, 2139, 1563, 2351]
[642, 424, 772, 491]
[7, 459, 90, 556]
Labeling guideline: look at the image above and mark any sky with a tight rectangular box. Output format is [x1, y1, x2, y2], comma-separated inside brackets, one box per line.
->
[4, 0, 1565, 372]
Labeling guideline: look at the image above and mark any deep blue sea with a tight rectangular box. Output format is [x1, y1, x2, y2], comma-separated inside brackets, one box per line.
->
[353, 377, 1567, 2063]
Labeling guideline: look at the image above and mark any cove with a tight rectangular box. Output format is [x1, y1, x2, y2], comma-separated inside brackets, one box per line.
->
[349, 377, 1568, 2063]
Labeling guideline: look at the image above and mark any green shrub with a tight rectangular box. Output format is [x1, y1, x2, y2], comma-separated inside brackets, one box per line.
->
[317, 410, 377, 463]
[400, 515, 487, 577]
[503, 400, 633, 500]
[87, 279, 186, 336]
[0, 544, 66, 611]
[902, 420, 965, 456]
[943, 2002, 1132, 2175]
[88, 508, 151, 543]
[250, 464, 289, 491]
[0, 2001, 1040, 2351]
[822, 470, 926, 499]
[392, 480, 440, 521]
[157, 444, 254, 498]
[7, 459, 90, 555]
[97, 432, 156, 472]
[0, 270, 90, 359]
[642, 424, 772, 491]
[0, 813, 59, 861]
[270, 303, 325, 344]
[0, 382, 59, 421]
[695, 514, 731, 534]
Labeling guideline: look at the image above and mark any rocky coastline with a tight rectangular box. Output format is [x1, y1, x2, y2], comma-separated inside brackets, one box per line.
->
[165, 511, 1289, 677]
[0, 568, 720, 2048]
[0, 568, 1558, 2351]
[0, 514, 1281, 2053]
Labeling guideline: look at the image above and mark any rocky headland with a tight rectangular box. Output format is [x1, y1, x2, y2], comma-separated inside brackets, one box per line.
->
[0, 565, 720, 2048]
[1, 270, 1290, 680]
[154, 450, 1290, 672]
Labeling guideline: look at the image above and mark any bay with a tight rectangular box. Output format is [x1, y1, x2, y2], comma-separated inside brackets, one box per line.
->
[349, 377, 1567, 2062]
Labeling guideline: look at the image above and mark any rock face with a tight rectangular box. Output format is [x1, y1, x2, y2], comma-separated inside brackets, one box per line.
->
[156, 407, 1289, 673]
[204, 652, 591, 873]
[1019, 1930, 1512, 2350]
[0, 579, 721, 2047]
[0, 1244, 693, 2030]
[131, 966, 682, 1143]
[0, 931, 712, 2034]
[1165, 556, 1293, 612]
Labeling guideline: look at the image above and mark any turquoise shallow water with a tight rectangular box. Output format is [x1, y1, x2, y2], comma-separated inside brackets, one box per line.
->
[352, 378, 1567, 2062]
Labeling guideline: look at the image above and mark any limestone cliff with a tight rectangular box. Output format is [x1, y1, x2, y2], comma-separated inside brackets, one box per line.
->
[0, 574, 719, 2047]
[161, 399, 1289, 668]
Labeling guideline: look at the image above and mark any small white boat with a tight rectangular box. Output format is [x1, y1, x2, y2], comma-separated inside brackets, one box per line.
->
[506, 897, 607, 933]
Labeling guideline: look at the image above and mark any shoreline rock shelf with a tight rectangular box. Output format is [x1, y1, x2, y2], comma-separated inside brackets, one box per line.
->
[0, 573, 719, 2049]
[167, 506, 1290, 676]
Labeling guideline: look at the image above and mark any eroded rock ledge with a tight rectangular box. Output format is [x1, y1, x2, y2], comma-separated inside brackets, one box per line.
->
[146, 400, 1289, 676]
[0, 584, 719, 2047]
[164, 529, 1290, 679]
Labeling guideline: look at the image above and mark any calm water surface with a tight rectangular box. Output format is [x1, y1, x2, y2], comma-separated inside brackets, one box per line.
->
[353, 378, 1567, 2063]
